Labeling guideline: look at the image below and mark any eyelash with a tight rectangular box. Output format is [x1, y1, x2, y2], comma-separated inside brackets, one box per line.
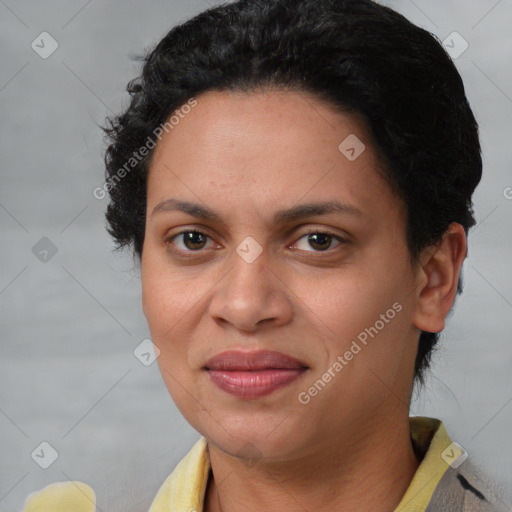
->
[164, 228, 348, 256]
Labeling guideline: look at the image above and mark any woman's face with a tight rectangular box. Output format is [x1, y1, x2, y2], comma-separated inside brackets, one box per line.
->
[141, 89, 423, 461]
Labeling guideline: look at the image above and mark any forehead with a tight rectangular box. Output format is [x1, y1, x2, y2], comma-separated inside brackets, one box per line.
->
[146, 89, 403, 226]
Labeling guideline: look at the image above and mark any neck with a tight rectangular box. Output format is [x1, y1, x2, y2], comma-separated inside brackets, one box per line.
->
[204, 412, 420, 512]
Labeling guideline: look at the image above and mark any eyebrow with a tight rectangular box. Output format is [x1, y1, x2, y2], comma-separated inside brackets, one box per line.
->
[151, 198, 365, 225]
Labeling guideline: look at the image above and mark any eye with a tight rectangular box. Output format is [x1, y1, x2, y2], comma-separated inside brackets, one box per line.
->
[164, 228, 349, 256]
[291, 230, 347, 252]
[166, 229, 216, 252]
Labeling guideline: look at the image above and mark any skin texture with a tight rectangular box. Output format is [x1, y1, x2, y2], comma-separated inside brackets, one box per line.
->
[141, 89, 467, 512]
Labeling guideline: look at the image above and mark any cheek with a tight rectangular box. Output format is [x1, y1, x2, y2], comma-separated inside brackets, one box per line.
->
[141, 259, 187, 364]
[141, 260, 212, 373]
[142, 271, 199, 405]
[306, 256, 412, 369]
[142, 280, 171, 335]
[141, 249, 190, 331]
[317, 270, 398, 334]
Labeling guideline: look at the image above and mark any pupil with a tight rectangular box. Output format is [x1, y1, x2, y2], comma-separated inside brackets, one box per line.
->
[185, 232, 206, 250]
[309, 233, 331, 251]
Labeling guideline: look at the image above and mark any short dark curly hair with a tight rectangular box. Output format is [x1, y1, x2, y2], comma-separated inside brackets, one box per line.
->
[101, 0, 482, 386]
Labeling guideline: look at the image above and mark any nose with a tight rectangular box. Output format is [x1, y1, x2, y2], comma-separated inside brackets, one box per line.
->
[207, 247, 293, 333]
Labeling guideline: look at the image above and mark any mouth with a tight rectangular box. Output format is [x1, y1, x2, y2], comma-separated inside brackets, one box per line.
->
[204, 349, 309, 399]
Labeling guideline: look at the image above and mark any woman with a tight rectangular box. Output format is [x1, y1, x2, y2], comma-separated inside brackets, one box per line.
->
[22, 0, 509, 510]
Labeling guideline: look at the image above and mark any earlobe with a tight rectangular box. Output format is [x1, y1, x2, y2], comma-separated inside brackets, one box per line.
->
[412, 223, 467, 334]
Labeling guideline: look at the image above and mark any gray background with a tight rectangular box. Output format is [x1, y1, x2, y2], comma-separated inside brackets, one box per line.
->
[1, 1, 511, 511]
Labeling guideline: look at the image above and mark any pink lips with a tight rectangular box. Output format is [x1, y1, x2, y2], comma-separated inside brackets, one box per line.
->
[204, 349, 308, 399]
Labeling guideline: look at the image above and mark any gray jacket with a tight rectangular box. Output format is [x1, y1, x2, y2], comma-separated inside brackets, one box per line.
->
[425, 459, 510, 512]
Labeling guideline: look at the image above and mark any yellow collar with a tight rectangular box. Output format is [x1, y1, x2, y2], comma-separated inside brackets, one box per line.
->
[394, 417, 454, 511]
[149, 416, 454, 512]
[149, 434, 210, 512]
[22, 416, 455, 512]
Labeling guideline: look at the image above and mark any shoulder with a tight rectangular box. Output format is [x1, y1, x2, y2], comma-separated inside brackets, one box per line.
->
[22, 481, 96, 512]
[426, 459, 510, 512]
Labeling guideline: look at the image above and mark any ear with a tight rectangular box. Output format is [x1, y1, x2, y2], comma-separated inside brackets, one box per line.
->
[412, 223, 467, 333]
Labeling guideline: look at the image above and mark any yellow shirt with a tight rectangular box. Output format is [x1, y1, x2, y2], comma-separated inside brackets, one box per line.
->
[22, 416, 456, 512]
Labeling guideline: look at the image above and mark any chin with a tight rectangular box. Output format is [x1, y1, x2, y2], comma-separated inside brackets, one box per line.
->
[195, 411, 310, 463]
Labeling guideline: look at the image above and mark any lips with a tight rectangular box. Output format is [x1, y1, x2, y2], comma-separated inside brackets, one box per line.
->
[204, 349, 309, 399]
[204, 349, 308, 371]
